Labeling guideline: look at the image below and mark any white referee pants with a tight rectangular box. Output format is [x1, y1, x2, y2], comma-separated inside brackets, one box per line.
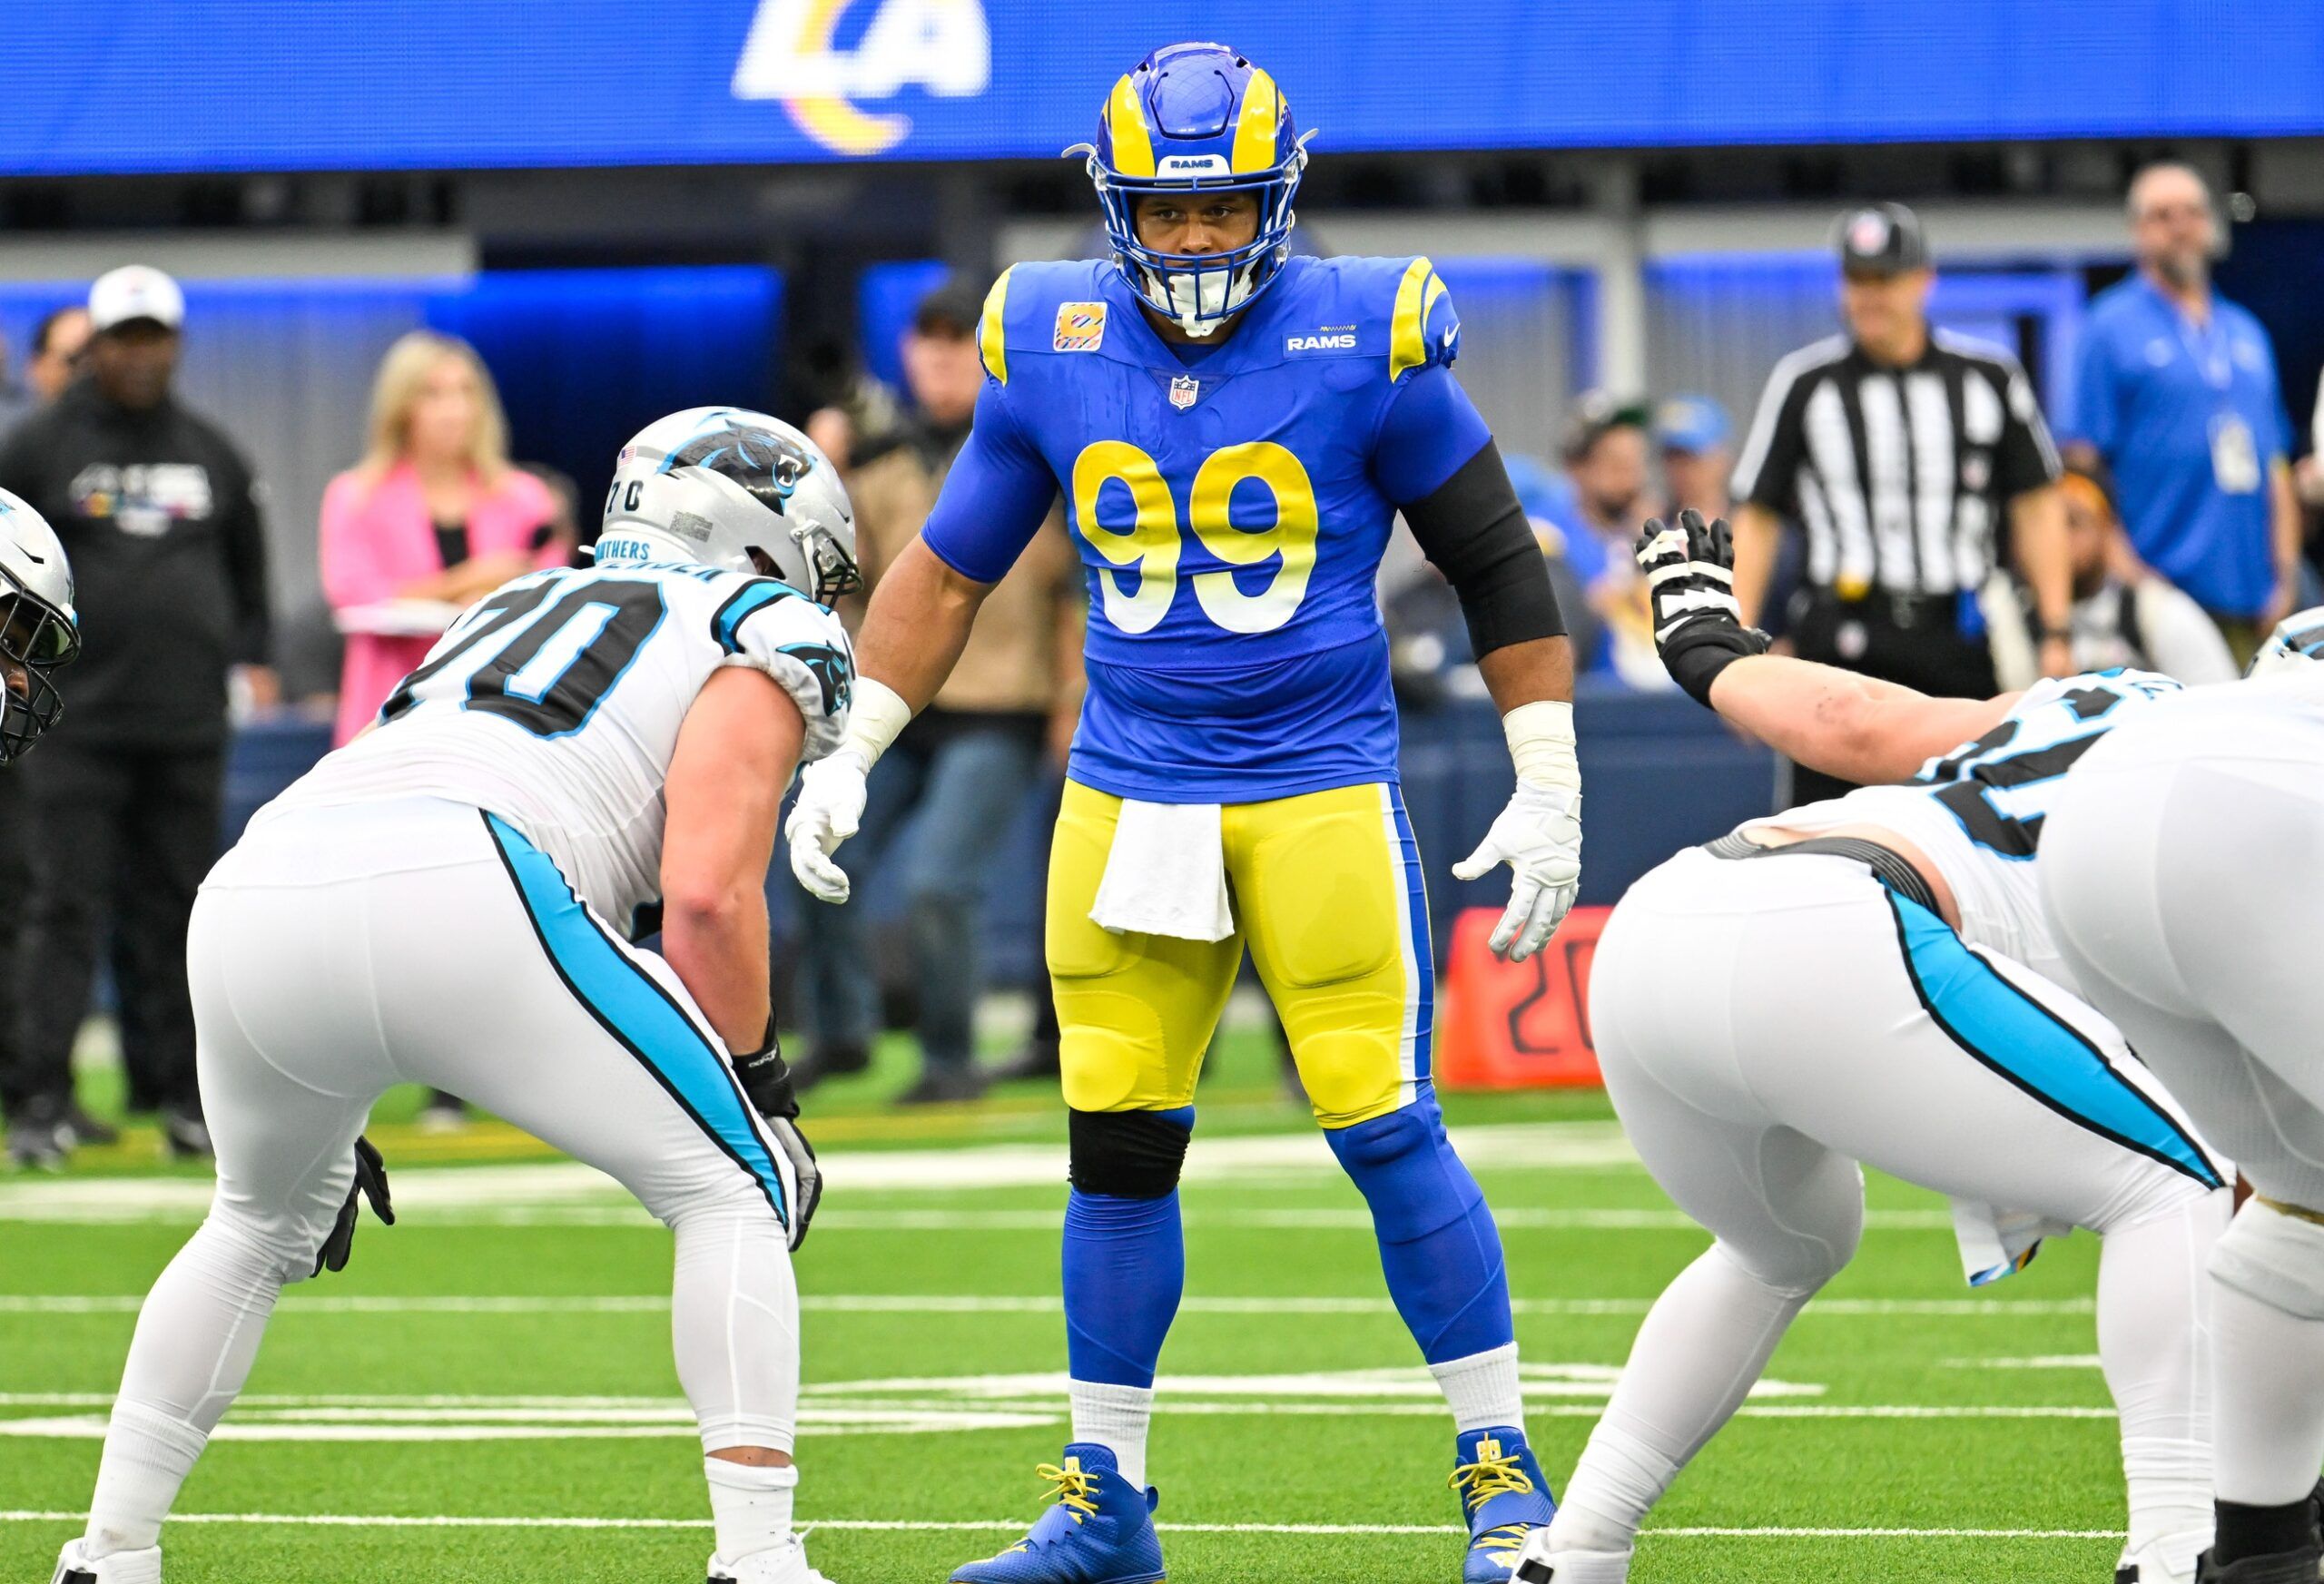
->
[1545, 847, 2229, 1572]
[102, 796, 800, 1489]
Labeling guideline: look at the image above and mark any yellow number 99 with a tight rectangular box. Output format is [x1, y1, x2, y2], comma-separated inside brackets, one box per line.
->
[1070, 440, 1319, 636]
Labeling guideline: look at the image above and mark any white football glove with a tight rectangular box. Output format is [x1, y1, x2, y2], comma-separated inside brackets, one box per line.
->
[1452, 780, 1582, 962]
[785, 750, 871, 904]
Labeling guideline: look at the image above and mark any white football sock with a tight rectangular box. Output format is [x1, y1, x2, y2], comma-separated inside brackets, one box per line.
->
[2212, 1264, 2324, 1508]
[1431, 1342, 1526, 1435]
[85, 1402, 208, 1559]
[705, 1458, 797, 1564]
[1069, 1380, 1155, 1489]
[672, 1202, 799, 1455]
[1552, 1243, 1811, 1552]
[2097, 1200, 2224, 1574]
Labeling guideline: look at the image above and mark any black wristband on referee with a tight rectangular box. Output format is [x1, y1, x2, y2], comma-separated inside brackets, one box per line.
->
[733, 1018, 800, 1121]
[1660, 622, 1772, 709]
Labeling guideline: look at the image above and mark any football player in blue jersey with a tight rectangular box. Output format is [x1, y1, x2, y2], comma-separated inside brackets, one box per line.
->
[786, 41, 1581, 1584]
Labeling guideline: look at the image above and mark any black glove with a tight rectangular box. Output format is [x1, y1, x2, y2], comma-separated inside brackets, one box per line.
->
[1635, 509, 1771, 707]
[734, 1022, 822, 1253]
[314, 1135, 395, 1276]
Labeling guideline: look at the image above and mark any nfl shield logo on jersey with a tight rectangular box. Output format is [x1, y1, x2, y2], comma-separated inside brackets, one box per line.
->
[1169, 374, 1199, 410]
[1053, 301, 1108, 352]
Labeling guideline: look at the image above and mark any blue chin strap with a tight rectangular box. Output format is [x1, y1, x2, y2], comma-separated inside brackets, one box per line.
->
[1076, 137, 1309, 338]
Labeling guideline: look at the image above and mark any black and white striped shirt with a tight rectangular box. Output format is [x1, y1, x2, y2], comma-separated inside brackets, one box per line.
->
[1731, 333, 2061, 598]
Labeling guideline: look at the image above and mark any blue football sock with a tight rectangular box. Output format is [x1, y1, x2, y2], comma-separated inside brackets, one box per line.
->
[1063, 1188, 1187, 1389]
[1327, 1092, 1516, 1364]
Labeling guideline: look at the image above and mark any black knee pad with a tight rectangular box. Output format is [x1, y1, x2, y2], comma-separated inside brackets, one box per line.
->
[1068, 1107, 1192, 1198]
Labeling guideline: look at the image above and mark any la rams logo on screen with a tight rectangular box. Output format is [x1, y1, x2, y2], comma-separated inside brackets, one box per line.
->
[732, 0, 990, 158]
[1054, 301, 1108, 352]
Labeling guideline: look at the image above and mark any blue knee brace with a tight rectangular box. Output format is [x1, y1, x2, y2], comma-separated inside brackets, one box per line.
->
[1326, 1096, 1515, 1363]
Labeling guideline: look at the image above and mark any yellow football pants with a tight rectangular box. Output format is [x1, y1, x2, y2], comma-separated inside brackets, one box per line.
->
[1045, 779, 1433, 1129]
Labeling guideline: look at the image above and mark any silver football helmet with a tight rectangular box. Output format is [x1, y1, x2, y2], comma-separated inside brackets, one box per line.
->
[0, 487, 78, 764]
[596, 407, 861, 604]
[2246, 605, 2324, 679]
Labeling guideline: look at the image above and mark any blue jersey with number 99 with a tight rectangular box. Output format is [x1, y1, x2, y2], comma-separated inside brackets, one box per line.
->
[918, 254, 1492, 802]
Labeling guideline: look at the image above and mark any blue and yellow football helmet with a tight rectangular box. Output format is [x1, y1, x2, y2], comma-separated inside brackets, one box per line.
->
[1074, 42, 1308, 338]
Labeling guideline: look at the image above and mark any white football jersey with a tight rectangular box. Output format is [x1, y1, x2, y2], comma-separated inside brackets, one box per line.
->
[268, 561, 853, 933]
[1740, 670, 2184, 987]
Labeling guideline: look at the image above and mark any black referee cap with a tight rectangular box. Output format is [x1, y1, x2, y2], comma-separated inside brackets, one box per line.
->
[1834, 202, 1930, 278]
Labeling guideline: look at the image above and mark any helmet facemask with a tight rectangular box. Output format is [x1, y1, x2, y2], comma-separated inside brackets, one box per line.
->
[0, 583, 75, 763]
[1083, 142, 1307, 338]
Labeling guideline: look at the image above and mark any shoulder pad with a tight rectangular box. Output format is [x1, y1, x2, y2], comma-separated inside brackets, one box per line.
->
[1287, 256, 1461, 383]
[978, 260, 1118, 385]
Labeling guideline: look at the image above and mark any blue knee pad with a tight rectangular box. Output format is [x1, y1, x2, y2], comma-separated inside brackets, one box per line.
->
[1326, 1095, 1514, 1363]
[1064, 1107, 1193, 1388]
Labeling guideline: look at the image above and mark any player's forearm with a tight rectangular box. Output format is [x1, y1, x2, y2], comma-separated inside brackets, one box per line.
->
[1728, 505, 1782, 627]
[1707, 654, 2009, 786]
[662, 894, 773, 1056]
[2010, 486, 2073, 635]
[2273, 459, 2302, 603]
[1477, 635, 1574, 712]
[851, 538, 990, 718]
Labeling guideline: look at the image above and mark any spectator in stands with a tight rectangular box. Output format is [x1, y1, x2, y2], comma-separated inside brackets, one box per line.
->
[27, 306, 93, 406]
[320, 331, 563, 749]
[791, 280, 1085, 1105]
[2049, 458, 2238, 684]
[320, 331, 562, 1131]
[1561, 392, 1668, 687]
[1653, 394, 1734, 521]
[2069, 162, 2302, 664]
[0, 266, 274, 1165]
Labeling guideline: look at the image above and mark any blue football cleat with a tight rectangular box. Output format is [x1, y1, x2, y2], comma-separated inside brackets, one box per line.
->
[1450, 1426, 1559, 1582]
[950, 1443, 1166, 1584]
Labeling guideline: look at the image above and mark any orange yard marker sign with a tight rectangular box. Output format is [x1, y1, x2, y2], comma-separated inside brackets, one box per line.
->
[1434, 905, 1609, 1089]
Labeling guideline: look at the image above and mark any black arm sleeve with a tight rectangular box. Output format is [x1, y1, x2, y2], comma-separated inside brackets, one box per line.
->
[219, 448, 272, 666]
[1400, 438, 1566, 659]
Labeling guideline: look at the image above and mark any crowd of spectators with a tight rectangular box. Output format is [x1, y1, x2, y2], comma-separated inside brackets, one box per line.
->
[5, 155, 2323, 1150]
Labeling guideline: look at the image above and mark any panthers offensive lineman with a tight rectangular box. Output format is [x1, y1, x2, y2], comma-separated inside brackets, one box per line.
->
[1516, 513, 2233, 1584]
[2043, 615, 2324, 1584]
[0, 487, 79, 766]
[787, 41, 1581, 1584]
[53, 410, 858, 1584]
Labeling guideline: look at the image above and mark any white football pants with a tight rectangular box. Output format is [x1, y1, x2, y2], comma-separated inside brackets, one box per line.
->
[1546, 846, 2229, 1572]
[2044, 712, 2324, 1510]
[89, 795, 801, 1548]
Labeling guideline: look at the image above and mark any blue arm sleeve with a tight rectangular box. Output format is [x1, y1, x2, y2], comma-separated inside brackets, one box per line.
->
[1369, 364, 1495, 507]
[917, 380, 1060, 585]
[2070, 327, 2120, 453]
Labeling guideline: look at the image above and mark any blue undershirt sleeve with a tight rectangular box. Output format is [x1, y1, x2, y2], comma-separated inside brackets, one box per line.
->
[916, 379, 1060, 585]
[1369, 364, 1496, 507]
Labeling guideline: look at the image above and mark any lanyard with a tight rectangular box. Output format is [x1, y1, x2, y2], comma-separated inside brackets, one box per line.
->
[2171, 300, 2234, 394]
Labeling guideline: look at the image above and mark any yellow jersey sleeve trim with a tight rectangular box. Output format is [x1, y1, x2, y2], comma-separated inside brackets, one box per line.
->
[1389, 256, 1443, 383]
[978, 265, 1015, 386]
[1107, 74, 1157, 178]
[1230, 68, 1281, 173]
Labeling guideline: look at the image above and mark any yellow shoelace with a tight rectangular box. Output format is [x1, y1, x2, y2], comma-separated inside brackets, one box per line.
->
[1003, 1459, 1104, 1551]
[1449, 1442, 1535, 1514]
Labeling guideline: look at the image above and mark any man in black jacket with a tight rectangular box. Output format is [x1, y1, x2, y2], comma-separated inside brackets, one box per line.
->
[0, 266, 274, 1166]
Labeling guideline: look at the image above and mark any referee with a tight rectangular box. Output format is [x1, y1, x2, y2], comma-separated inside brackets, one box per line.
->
[1730, 202, 2072, 804]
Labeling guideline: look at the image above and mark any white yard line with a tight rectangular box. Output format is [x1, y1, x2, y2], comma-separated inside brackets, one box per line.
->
[0, 1292, 2095, 1317]
[0, 1510, 2121, 1540]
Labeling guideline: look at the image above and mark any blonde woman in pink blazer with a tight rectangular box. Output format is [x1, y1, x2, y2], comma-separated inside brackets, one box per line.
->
[320, 330, 565, 747]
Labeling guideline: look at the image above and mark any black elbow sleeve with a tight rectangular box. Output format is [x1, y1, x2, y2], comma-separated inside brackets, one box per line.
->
[1401, 439, 1567, 658]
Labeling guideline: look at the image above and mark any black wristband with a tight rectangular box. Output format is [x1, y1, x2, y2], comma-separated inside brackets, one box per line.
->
[732, 1018, 800, 1120]
[1660, 622, 1771, 709]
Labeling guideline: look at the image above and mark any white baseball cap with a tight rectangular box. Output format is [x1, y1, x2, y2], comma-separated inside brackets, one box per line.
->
[87, 265, 185, 334]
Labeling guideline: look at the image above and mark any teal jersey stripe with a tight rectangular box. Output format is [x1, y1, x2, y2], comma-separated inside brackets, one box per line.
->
[1887, 893, 2221, 1190]
[485, 812, 788, 1224]
[711, 578, 800, 655]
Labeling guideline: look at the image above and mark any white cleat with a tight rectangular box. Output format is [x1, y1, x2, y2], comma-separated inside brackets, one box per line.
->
[2115, 1537, 2199, 1584]
[1510, 1529, 1632, 1584]
[707, 1534, 836, 1584]
[53, 1540, 162, 1584]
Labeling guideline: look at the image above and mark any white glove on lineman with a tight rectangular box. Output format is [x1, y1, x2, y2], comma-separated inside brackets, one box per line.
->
[786, 749, 871, 904]
[1452, 699, 1583, 962]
